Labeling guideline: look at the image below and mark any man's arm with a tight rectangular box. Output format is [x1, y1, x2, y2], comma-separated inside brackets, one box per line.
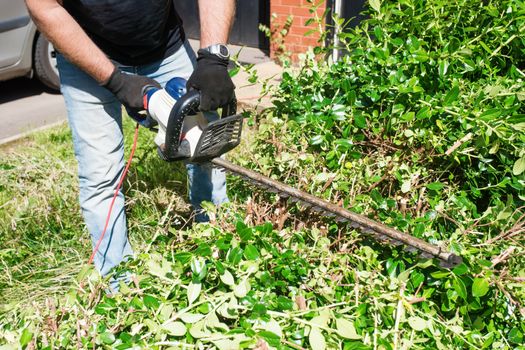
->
[25, 0, 160, 114]
[198, 0, 235, 48]
[25, 0, 114, 84]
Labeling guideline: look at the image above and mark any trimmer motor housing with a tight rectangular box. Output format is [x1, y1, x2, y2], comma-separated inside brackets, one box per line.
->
[143, 77, 243, 163]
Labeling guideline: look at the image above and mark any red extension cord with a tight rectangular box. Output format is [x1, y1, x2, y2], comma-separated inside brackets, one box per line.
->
[88, 124, 140, 264]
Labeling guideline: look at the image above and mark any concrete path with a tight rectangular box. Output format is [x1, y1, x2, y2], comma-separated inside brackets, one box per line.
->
[231, 61, 282, 109]
[0, 42, 281, 145]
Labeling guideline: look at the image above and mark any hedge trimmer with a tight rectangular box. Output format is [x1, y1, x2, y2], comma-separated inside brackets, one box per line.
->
[100, 77, 462, 268]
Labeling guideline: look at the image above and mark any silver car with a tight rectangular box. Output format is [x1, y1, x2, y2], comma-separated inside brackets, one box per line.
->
[0, 0, 59, 90]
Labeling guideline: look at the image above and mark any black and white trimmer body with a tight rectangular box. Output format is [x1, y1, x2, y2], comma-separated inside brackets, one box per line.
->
[144, 81, 243, 163]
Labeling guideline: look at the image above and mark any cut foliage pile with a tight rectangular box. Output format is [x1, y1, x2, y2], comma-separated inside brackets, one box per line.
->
[1, 0, 524, 349]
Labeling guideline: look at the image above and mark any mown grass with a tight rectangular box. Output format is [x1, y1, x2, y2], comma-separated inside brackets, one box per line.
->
[0, 119, 191, 312]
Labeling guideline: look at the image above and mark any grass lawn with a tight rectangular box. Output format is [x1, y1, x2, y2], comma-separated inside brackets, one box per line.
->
[0, 120, 191, 310]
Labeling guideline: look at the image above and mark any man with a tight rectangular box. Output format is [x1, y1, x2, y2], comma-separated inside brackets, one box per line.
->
[25, 0, 236, 277]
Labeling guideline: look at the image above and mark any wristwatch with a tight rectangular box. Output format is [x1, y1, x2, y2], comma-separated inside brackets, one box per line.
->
[200, 44, 230, 60]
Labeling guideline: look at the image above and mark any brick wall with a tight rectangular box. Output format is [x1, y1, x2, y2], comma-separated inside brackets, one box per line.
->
[269, 0, 326, 61]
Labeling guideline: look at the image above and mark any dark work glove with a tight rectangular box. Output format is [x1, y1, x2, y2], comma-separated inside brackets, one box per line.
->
[186, 49, 235, 111]
[103, 67, 161, 115]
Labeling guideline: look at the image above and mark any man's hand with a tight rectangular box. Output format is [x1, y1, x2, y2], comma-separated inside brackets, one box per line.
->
[187, 50, 234, 111]
[103, 67, 161, 112]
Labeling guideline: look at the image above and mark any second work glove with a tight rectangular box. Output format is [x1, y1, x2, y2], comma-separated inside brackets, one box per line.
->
[186, 49, 235, 111]
[103, 67, 161, 119]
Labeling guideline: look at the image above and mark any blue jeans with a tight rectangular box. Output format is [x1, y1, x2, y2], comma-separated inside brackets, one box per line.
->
[57, 41, 228, 276]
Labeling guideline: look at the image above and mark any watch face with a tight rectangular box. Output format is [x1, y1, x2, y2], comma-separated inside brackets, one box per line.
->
[219, 45, 229, 58]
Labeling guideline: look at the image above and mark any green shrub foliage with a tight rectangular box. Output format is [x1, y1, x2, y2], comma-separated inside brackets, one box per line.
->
[243, 0, 525, 348]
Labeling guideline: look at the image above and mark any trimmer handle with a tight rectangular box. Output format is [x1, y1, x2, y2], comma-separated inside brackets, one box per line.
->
[161, 90, 237, 161]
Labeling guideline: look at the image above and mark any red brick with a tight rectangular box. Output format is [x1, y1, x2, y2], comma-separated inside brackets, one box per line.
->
[271, 5, 292, 15]
[269, 0, 326, 62]
[301, 36, 321, 46]
[289, 25, 315, 36]
[281, 0, 302, 5]
[289, 7, 316, 17]
[284, 33, 304, 41]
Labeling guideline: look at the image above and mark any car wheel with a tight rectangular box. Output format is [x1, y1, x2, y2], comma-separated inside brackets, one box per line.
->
[34, 34, 60, 90]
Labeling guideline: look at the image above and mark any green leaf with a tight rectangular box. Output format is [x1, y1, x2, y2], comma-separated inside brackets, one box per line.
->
[310, 135, 324, 145]
[238, 226, 253, 242]
[277, 296, 294, 310]
[174, 252, 192, 264]
[354, 114, 367, 128]
[191, 258, 206, 276]
[512, 156, 525, 175]
[452, 263, 469, 276]
[179, 313, 205, 324]
[443, 86, 460, 106]
[416, 107, 431, 120]
[215, 260, 225, 274]
[479, 108, 501, 121]
[453, 278, 467, 300]
[228, 66, 240, 78]
[258, 330, 281, 347]
[187, 282, 202, 304]
[162, 321, 187, 336]
[335, 138, 353, 151]
[369, 0, 381, 13]
[146, 259, 172, 278]
[253, 303, 267, 316]
[189, 320, 210, 339]
[426, 182, 445, 191]
[408, 316, 427, 331]
[220, 269, 235, 286]
[194, 243, 212, 257]
[310, 311, 330, 328]
[227, 247, 244, 265]
[234, 278, 251, 298]
[335, 318, 361, 339]
[161, 305, 176, 324]
[244, 244, 260, 260]
[99, 332, 116, 344]
[212, 339, 238, 350]
[309, 327, 326, 350]
[431, 271, 450, 279]
[19, 328, 32, 347]
[472, 278, 489, 297]
[438, 60, 449, 77]
[266, 319, 283, 338]
[509, 327, 523, 344]
[143, 295, 160, 309]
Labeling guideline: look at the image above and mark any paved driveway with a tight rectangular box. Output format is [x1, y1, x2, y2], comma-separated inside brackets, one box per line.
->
[0, 78, 66, 144]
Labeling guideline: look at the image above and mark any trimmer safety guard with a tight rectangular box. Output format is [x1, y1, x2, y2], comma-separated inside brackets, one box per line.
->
[190, 114, 243, 163]
[158, 90, 241, 163]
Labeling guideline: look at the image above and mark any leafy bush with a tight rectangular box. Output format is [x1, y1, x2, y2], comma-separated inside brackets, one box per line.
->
[270, 0, 524, 215]
[242, 0, 525, 347]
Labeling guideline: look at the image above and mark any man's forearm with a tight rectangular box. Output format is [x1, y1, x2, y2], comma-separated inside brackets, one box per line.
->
[25, 0, 114, 84]
[198, 0, 235, 48]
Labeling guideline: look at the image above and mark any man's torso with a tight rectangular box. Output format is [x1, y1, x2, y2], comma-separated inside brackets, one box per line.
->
[63, 0, 185, 65]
